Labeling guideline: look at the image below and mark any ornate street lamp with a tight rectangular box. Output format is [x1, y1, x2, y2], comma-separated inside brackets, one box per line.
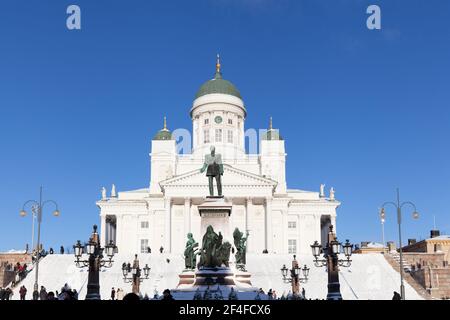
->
[73, 225, 116, 300]
[122, 254, 150, 294]
[280, 255, 309, 298]
[310, 225, 353, 300]
[380, 208, 386, 252]
[20, 186, 60, 292]
[380, 188, 419, 300]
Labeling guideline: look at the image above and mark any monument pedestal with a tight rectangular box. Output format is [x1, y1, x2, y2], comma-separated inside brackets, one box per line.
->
[194, 267, 235, 286]
[178, 270, 196, 286]
[198, 197, 232, 241]
[175, 266, 259, 299]
[173, 196, 261, 299]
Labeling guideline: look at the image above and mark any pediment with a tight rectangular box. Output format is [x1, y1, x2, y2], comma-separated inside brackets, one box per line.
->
[159, 165, 277, 191]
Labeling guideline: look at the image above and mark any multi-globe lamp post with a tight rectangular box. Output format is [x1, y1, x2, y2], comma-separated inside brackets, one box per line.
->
[310, 225, 353, 300]
[19, 186, 60, 292]
[379, 188, 419, 300]
[122, 254, 151, 294]
[280, 255, 310, 297]
[73, 225, 117, 300]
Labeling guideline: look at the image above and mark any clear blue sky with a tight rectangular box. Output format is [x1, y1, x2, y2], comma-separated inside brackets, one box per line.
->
[0, 0, 449, 251]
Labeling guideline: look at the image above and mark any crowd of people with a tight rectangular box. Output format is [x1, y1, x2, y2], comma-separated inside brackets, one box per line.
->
[0, 287, 13, 300]
[0, 261, 29, 288]
[0, 286, 403, 300]
[33, 283, 79, 300]
[1, 283, 79, 300]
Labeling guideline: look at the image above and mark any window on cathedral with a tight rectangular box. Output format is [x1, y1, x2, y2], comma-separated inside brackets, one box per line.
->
[227, 130, 233, 143]
[288, 221, 296, 229]
[215, 129, 222, 142]
[204, 129, 210, 143]
[288, 239, 297, 254]
[141, 221, 149, 229]
[204, 118, 209, 125]
[140, 239, 149, 253]
[228, 118, 233, 125]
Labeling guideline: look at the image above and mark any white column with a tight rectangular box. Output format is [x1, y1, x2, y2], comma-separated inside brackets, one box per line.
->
[282, 209, 288, 254]
[315, 214, 322, 245]
[265, 198, 273, 253]
[193, 118, 197, 149]
[100, 214, 106, 247]
[184, 197, 191, 236]
[165, 198, 172, 253]
[331, 215, 337, 233]
[116, 215, 122, 253]
[245, 197, 251, 232]
[245, 197, 253, 252]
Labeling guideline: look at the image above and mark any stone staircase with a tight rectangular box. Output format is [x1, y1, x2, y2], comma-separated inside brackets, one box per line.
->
[384, 252, 433, 300]
[390, 252, 412, 273]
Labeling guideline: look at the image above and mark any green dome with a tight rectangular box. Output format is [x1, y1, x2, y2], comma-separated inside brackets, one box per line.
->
[195, 71, 242, 99]
[153, 129, 173, 140]
[153, 117, 174, 140]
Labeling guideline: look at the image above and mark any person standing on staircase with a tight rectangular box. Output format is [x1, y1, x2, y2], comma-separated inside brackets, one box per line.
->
[4, 287, 12, 300]
[19, 285, 27, 300]
[39, 286, 48, 300]
[392, 291, 401, 300]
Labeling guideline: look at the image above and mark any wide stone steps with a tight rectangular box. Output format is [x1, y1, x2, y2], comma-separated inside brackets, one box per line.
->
[384, 253, 433, 300]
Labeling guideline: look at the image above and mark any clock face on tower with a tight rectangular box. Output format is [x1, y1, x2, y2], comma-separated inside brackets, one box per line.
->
[214, 116, 223, 124]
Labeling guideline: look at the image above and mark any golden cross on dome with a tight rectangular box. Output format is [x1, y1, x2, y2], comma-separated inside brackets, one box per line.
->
[216, 54, 221, 73]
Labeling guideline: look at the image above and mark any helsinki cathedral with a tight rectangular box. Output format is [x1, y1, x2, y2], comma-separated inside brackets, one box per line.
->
[97, 57, 340, 256]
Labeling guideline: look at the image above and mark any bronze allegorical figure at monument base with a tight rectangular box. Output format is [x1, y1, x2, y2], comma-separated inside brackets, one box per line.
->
[197, 225, 231, 269]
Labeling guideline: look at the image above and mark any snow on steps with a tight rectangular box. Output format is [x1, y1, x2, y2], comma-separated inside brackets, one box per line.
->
[384, 253, 433, 300]
[11, 253, 423, 300]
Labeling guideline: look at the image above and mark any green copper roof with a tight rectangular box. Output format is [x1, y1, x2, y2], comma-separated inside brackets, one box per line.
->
[195, 71, 242, 99]
[153, 117, 174, 140]
[261, 129, 283, 141]
[261, 117, 283, 140]
[153, 129, 173, 140]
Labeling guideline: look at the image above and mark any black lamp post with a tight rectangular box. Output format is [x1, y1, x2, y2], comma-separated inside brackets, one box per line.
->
[20, 186, 60, 292]
[310, 225, 353, 300]
[73, 225, 116, 300]
[380, 188, 419, 300]
[122, 254, 150, 294]
[280, 255, 309, 297]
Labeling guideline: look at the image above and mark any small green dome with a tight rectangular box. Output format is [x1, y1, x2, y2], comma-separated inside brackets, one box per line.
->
[153, 129, 173, 140]
[195, 71, 242, 100]
[153, 117, 174, 140]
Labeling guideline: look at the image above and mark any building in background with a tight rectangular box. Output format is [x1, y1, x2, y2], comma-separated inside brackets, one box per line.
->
[97, 58, 340, 256]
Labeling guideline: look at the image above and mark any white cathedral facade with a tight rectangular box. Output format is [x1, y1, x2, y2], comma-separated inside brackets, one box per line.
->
[97, 58, 340, 256]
